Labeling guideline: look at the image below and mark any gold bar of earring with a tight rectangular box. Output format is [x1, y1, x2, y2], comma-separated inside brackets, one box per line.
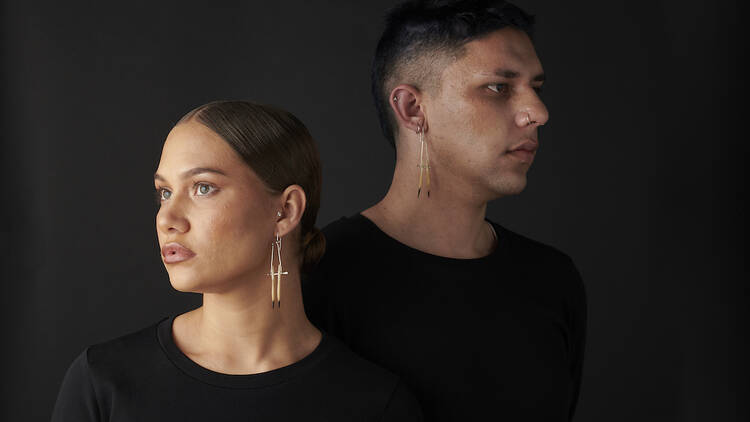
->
[268, 242, 276, 308]
[276, 238, 282, 308]
[425, 140, 431, 197]
[277, 264, 282, 308]
[271, 235, 288, 309]
[418, 130, 424, 198]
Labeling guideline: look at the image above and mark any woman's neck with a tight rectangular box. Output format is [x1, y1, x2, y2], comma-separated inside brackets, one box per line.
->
[172, 274, 321, 375]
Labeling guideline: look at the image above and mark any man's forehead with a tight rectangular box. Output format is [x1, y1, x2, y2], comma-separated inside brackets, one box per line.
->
[459, 27, 543, 76]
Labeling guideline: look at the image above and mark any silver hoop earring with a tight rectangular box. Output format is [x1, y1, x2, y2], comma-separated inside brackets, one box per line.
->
[268, 233, 288, 308]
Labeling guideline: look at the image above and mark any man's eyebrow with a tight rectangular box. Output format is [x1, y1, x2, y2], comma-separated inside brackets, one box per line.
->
[493, 68, 545, 82]
[154, 167, 227, 181]
[494, 69, 520, 78]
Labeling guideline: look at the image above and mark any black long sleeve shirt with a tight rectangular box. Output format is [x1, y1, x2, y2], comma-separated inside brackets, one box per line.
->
[51, 315, 423, 421]
[303, 214, 586, 421]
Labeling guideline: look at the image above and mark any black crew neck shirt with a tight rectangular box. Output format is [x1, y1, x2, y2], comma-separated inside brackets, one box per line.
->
[303, 214, 587, 421]
[51, 315, 423, 421]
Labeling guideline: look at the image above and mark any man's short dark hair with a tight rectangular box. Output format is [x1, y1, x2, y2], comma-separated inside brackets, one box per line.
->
[371, 0, 535, 149]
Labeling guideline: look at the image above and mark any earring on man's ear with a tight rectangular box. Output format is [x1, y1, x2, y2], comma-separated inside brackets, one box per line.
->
[268, 232, 288, 308]
[416, 124, 431, 198]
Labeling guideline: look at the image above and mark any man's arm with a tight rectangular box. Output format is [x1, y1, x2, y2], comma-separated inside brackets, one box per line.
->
[566, 257, 587, 421]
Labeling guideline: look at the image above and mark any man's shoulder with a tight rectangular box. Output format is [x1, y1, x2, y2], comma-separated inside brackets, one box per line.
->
[320, 335, 401, 390]
[493, 220, 577, 267]
[492, 221, 585, 297]
[312, 335, 422, 419]
[317, 213, 379, 262]
[320, 213, 371, 243]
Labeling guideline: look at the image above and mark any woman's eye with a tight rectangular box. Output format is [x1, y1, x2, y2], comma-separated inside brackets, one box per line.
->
[195, 183, 215, 196]
[155, 188, 171, 203]
[488, 83, 508, 94]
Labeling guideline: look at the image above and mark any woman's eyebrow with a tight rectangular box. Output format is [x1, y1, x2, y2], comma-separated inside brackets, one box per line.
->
[154, 167, 227, 182]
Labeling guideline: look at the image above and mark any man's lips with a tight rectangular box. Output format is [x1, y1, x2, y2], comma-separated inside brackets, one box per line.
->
[507, 139, 538, 163]
[161, 242, 196, 264]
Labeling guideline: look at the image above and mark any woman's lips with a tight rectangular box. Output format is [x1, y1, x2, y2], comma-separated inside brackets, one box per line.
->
[161, 242, 196, 264]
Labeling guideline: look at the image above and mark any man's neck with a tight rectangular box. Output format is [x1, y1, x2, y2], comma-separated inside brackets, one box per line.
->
[362, 160, 497, 259]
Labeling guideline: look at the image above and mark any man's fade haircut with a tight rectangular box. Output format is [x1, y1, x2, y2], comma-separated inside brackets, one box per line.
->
[371, 0, 535, 149]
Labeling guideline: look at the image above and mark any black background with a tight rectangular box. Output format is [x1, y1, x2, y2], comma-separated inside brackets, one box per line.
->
[2, 1, 746, 421]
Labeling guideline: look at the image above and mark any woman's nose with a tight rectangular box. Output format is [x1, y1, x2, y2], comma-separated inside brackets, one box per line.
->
[156, 196, 190, 235]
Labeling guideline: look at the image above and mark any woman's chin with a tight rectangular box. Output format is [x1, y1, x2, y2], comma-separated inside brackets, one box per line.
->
[168, 275, 206, 293]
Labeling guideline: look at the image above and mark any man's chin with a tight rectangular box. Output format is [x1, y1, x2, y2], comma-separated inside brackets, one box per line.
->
[488, 174, 527, 198]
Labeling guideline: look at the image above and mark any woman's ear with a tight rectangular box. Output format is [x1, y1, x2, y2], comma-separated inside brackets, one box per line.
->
[389, 84, 427, 134]
[274, 184, 307, 237]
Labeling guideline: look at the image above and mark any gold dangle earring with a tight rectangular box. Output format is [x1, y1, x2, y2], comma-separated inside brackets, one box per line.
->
[417, 124, 431, 198]
[268, 231, 288, 309]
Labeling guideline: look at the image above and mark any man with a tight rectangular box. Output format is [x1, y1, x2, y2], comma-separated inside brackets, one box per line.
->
[304, 1, 586, 420]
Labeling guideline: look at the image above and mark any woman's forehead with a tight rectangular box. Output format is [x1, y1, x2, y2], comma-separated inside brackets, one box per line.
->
[157, 121, 244, 175]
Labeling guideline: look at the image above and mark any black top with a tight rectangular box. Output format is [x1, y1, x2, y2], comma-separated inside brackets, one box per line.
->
[303, 214, 587, 422]
[51, 315, 423, 421]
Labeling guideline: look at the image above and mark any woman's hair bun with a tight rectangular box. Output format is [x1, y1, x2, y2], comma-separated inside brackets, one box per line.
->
[300, 226, 326, 274]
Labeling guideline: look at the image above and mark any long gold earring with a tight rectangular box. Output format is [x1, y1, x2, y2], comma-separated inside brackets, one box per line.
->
[417, 125, 431, 198]
[268, 233, 288, 308]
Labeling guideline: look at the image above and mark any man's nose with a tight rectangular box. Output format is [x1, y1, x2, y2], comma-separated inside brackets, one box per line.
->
[514, 89, 549, 128]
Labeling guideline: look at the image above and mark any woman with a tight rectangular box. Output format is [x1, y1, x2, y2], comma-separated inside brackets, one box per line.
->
[51, 101, 422, 421]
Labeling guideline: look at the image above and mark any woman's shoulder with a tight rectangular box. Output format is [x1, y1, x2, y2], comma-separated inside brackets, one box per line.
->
[52, 318, 171, 421]
[86, 318, 164, 358]
[75, 317, 169, 382]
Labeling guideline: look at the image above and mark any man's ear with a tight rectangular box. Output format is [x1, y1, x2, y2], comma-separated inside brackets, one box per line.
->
[389, 84, 427, 133]
[274, 184, 307, 238]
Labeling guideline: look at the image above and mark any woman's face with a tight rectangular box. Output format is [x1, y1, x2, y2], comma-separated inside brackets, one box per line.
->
[154, 120, 276, 294]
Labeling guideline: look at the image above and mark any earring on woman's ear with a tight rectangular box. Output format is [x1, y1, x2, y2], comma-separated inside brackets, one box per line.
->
[268, 233, 288, 308]
[416, 124, 431, 198]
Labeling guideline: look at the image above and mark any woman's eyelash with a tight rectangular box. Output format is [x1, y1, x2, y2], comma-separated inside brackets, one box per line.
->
[194, 183, 217, 196]
[154, 187, 169, 204]
[153, 183, 217, 205]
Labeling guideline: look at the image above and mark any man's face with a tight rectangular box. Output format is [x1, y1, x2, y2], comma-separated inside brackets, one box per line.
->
[423, 27, 548, 200]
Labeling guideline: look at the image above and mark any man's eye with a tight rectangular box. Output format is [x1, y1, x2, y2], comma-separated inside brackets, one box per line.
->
[488, 83, 508, 94]
[533, 85, 544, 95]
[194, 183, 215, 196]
